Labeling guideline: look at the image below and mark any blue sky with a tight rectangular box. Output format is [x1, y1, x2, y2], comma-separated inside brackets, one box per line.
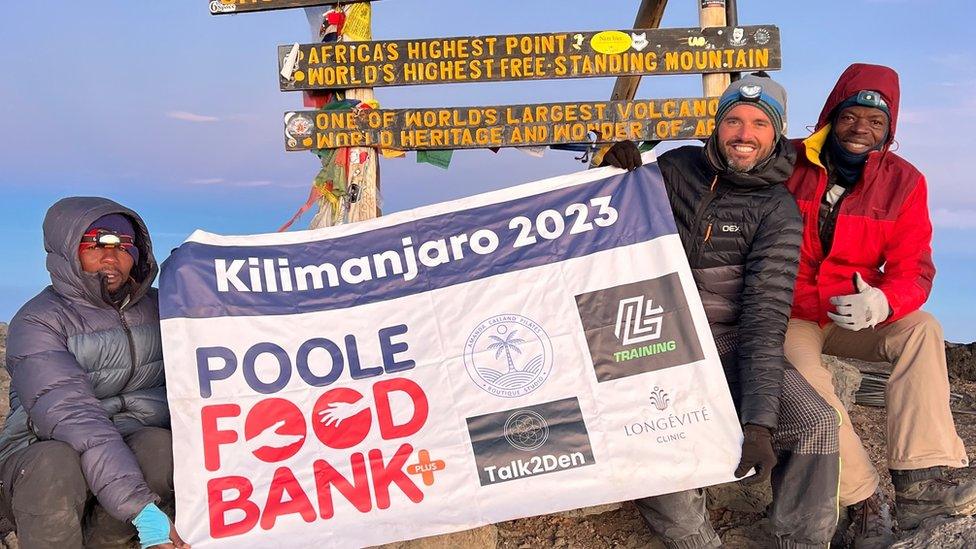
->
[1, 1, 974, 341]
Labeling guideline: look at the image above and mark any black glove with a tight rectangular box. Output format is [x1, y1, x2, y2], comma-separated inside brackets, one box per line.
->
[734, 424, 776, 485]
[599, 140, 643, 171]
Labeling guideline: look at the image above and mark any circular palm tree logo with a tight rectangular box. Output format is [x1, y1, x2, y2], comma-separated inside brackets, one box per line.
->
[463, 314, 553, 398]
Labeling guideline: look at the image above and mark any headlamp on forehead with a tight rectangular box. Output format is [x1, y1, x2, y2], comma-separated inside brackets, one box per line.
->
[738, 84, 763, 101]
[80, 229, 134, 251]
[855, 90, 887, 109]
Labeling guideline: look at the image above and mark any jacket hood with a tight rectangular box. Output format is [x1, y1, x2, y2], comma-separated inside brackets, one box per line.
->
[816, 63, 900, 148]
[703, 134, 797, 190]
[43, 197, 158, 309]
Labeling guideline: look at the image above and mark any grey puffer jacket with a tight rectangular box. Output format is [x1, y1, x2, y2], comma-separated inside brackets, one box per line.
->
[0, 197, 168, 521]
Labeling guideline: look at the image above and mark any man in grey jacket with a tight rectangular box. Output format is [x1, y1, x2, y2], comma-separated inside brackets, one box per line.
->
[0, 197, 188, 548]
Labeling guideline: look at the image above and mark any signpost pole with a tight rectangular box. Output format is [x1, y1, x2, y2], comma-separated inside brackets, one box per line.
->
[699, 1, 730, 97]
[610, 0, 669, 103]
[725, 0, 741, 82]
[309, 2, 381, 229]
[589, 0, 668, 166]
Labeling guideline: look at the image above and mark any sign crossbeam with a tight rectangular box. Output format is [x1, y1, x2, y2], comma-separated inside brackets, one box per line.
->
[284, 97, 720, 152]
[210, 0, 375, 15]
[279, 25, 781, 90]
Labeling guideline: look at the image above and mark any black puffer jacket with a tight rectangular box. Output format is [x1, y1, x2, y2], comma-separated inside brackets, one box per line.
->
[658, 136, 801, 429]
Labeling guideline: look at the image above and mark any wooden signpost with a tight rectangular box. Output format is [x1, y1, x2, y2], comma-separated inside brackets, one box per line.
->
[284, 97, 719, 151]
[699, 0, 731, 96]
[213, 1, 781, 226]
[209, 0, 372, 15]
[278, 26, 781, 90]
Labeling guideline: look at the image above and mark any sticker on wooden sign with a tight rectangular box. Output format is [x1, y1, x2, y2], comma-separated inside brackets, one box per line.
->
[209, 1, 236, 14]
[591, 31, 632, 54]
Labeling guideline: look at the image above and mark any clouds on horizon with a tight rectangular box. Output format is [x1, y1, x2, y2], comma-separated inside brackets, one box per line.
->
[932, 208, 976, 230]
[166, 111, 220, 123]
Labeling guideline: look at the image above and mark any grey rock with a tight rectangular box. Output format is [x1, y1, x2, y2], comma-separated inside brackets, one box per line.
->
[706, 480, 772, 514]
[822, 355, 863, 410]
[374, 525, 498, 549]
[891, 516, 976, 548]
[719, 518, 771, 549]
[946, 341, 976, 382]
[0, 322, 9, 422]
[552, 503, 622, 519]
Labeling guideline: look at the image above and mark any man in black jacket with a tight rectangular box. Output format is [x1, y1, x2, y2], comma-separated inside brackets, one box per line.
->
[603, 74, 840, 549]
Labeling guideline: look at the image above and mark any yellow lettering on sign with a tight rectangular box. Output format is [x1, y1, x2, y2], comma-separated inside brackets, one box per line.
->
[504, 34, 561, 55]
[695, 119, 716, 137]
[510, 127, 524, 144]
[664, 52, 680, 71]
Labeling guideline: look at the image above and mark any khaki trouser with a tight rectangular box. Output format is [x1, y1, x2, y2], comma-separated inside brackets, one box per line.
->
[784, 311, 969, 506]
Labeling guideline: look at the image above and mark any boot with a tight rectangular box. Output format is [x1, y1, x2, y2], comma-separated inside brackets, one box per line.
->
[892, 467, 976, 529]
[845, 488, 894, 549]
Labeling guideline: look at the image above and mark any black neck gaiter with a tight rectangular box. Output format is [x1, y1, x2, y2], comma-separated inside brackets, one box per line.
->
[823, 132, 869, 188]
[99, 275, 134, 309]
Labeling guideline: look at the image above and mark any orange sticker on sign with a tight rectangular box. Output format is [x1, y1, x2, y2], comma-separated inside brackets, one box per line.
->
[590, 31, 632, 54]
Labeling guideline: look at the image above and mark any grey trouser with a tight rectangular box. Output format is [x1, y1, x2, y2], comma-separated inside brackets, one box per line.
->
[0, 427, 174, 549]
[635, 368, 840, 549]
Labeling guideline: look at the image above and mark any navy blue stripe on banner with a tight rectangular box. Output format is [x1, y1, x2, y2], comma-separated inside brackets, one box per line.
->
[159, 165, 676, 320]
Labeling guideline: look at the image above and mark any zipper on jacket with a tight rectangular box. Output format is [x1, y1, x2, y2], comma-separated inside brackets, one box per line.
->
[690, 175, 721, 263]
[117, 303, 137, 392]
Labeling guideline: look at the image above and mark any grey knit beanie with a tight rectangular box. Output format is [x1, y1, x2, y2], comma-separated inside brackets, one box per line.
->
[715, 73, 787, 135]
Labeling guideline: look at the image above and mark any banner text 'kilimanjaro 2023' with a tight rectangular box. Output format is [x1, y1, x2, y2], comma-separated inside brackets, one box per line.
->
[159, 159, 744, 548]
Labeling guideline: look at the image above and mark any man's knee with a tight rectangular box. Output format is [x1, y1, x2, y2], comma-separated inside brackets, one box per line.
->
[784, 323, 826, 371]
[634, 489, 712, 540]
[799, 399, 841, 453]
[126, 428, 173, 499]
[7, 442, 87, 520]
[893, 310, 943, 342]
[14, 441, 86, 495]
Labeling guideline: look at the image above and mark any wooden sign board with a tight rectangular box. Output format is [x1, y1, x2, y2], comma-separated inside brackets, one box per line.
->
[209, 0, 371, 15]
[283, 97, 720, 151]
[278, 25, 780, 90]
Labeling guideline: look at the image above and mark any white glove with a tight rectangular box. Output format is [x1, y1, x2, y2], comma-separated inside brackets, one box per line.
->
[828, 273, 891, 331]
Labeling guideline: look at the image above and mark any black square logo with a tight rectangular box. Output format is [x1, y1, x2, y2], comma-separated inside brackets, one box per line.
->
[465, 397, 594, 486]
[575, 272, 704, 383]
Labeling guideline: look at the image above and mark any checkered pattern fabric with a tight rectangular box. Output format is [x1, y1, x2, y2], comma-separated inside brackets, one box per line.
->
[772, 368, 840, 455]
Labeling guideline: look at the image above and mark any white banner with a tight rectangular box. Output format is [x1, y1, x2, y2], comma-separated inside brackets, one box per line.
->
[159, 156, 743, 547]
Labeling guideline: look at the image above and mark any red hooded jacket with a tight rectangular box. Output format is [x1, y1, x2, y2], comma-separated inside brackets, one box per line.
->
[785, 63, 934, 326]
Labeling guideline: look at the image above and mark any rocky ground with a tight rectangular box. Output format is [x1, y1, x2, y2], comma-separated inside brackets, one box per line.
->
[0, 322, 974, 548]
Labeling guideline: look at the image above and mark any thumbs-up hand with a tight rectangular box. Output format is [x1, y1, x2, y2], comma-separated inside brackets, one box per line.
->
[827, 272, 891, 331]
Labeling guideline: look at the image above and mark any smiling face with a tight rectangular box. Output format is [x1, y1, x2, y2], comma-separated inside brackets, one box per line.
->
[80, 245, 134, 292]
[717, 103, 777, 173]
[832, 105, 888, 154]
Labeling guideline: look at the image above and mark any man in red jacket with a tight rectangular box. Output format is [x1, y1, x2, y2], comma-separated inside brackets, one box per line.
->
[783, 63, 975, 541]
